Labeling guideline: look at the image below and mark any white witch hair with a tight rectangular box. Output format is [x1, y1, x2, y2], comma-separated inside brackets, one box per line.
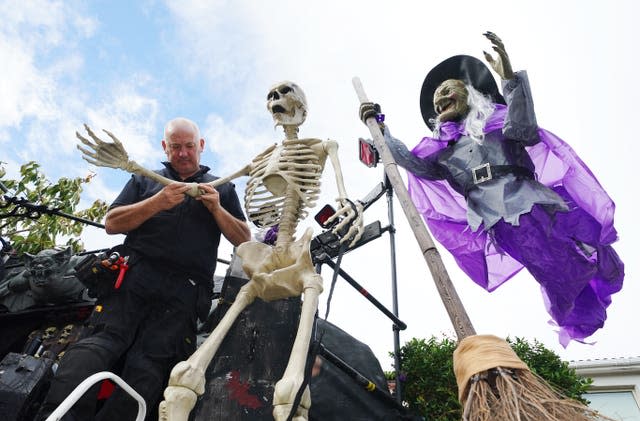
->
[432, 84, 496, 144]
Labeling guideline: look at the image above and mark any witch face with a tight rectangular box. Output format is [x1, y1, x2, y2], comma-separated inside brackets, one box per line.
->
[433, 79, 469, 123]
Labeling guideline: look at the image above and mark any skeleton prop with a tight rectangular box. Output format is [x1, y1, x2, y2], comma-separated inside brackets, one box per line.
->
[355, 32, 613, 421]
[77, 81, 363, 420]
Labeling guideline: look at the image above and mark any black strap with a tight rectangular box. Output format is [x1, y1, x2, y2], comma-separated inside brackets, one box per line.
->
[489, 165, 534, 179]
[463, 164, 534, 196]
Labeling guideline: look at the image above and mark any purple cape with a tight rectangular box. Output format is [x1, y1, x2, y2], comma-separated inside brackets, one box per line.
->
[406, 105, 620, 344]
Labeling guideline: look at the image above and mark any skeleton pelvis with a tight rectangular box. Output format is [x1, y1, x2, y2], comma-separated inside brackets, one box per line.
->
[236, 228, 322, 302]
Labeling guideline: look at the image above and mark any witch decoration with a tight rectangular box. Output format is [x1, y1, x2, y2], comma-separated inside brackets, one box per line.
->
[362, 32, 624, 347]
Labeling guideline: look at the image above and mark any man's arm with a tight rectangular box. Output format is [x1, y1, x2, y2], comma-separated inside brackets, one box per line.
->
[105, 183, 192, 234]
[196, 184, 251, 246]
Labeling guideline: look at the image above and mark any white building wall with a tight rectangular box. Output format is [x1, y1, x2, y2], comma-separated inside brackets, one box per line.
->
[571, 357, 640, 420]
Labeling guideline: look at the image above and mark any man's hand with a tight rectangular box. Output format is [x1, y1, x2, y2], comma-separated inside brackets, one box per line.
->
[156, 183, 191, 210]
[195, 183, 221, 214]
[196, 183, 251, 246]
[483, 31, 514, 80]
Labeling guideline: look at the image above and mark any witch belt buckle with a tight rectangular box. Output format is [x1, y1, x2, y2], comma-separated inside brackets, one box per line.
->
[472, 163, 492, 184]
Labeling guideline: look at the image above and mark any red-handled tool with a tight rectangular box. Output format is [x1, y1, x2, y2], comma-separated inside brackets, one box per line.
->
[114, 256, 129, 289]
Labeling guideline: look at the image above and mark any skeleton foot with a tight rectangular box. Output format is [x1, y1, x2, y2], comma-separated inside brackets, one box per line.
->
[158, 385, 198, 421]
[159, 361, 205, 420]
[272, 379, 311, 421]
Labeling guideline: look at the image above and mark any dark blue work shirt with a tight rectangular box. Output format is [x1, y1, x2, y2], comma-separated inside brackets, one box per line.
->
[109, 162, 246, 283]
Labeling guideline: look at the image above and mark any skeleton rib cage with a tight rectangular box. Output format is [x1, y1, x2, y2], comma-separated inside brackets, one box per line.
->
[245, 138, 324, 230]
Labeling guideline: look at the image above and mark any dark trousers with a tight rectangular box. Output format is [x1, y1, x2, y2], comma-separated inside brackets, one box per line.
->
[39, 260, 199, 420]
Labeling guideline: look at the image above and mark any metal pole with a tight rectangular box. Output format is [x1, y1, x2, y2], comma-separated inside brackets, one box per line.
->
[323, 259, 406, 330]
[352, 77, 476, 340]
[384, 174, 403, 403]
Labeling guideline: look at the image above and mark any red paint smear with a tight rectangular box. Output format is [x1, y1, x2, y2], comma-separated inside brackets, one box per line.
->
[226, 370, 264, 409]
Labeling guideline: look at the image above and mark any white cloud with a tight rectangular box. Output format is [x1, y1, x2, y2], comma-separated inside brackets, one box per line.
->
[85, 82, 162, 166]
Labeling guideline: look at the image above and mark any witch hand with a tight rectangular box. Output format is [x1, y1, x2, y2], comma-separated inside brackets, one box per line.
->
[482, 31, 514, 80]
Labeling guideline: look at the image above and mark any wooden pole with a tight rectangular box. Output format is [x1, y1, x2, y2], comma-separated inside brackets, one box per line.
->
[352, 77, 476, 340]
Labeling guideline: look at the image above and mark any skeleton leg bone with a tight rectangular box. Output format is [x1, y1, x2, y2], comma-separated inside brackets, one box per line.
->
[272, 275, 321, 421]
[160, 229, 322, 421]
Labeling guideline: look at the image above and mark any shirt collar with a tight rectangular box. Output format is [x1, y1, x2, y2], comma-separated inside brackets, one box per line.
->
[162, 162, 211, 182]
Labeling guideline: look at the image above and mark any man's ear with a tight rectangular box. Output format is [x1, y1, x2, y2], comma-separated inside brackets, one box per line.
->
[161, 139, 168, 153]
[199, 138, 205, 152]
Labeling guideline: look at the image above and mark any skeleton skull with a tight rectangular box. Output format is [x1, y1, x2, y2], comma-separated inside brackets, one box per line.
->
[433, 79, 469, 123]
[267, 81, 307, 127]
[60, 324, 74, 338]
[43, 326, 57, 339]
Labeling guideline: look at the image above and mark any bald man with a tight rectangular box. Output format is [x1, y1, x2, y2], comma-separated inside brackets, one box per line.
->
[38, 118, 250, 420]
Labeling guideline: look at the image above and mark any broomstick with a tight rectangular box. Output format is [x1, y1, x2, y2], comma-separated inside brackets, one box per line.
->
[352, 77, 607, 421]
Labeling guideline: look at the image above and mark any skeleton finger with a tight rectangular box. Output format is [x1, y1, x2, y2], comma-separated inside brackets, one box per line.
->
[76, 144, 98, 160]
[340, 223, 363, 246]
[347, 229, 364, 247]
[78, 152, 116, 168]
[82, 123, 110, 146]
[331, 213, 354, 233]
[103, 129, 127, 150]
[79, 155, 100, 166]
[324, 205, 350, 225]
[76, 144, 120, 167]
[76, 131, 98, 152]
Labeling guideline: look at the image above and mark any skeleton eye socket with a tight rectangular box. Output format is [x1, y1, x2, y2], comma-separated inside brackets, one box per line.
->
[279, 86, 292, 95]
[267, 91, 277, 100]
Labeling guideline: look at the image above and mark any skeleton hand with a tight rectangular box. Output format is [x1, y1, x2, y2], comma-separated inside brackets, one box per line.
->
[76, 124, 133, 170]
[76, 124, 200, 196]
[482, 31, 514, 80]
[326, 199, 364, 247]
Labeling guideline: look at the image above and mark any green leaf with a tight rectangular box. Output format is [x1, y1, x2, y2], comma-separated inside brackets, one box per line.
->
[1, 161, 108, 254]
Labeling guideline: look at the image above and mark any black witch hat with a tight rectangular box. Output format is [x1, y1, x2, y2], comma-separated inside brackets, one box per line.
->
[419, 55, 505, 130]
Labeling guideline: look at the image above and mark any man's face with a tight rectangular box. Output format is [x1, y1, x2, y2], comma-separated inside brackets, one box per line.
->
[433, 79, 469, 123]
[162, 125, 204, 179]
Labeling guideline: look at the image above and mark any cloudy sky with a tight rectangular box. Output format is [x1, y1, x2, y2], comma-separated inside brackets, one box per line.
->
[2, 0, 638, 372]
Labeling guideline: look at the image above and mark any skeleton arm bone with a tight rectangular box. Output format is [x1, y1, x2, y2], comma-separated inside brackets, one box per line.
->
[75, 125, 202, 194]
[203, 164, 252, 189]
[77, 124, 252, 196]
[322, 140, 364, 245]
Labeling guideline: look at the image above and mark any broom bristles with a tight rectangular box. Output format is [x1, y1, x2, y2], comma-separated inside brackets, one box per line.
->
[462, 367, 610, 421]
[454, 335, 612, 421]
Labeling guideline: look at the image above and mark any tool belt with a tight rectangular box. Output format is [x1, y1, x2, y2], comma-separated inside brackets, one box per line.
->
[74, 245, 132, 298]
